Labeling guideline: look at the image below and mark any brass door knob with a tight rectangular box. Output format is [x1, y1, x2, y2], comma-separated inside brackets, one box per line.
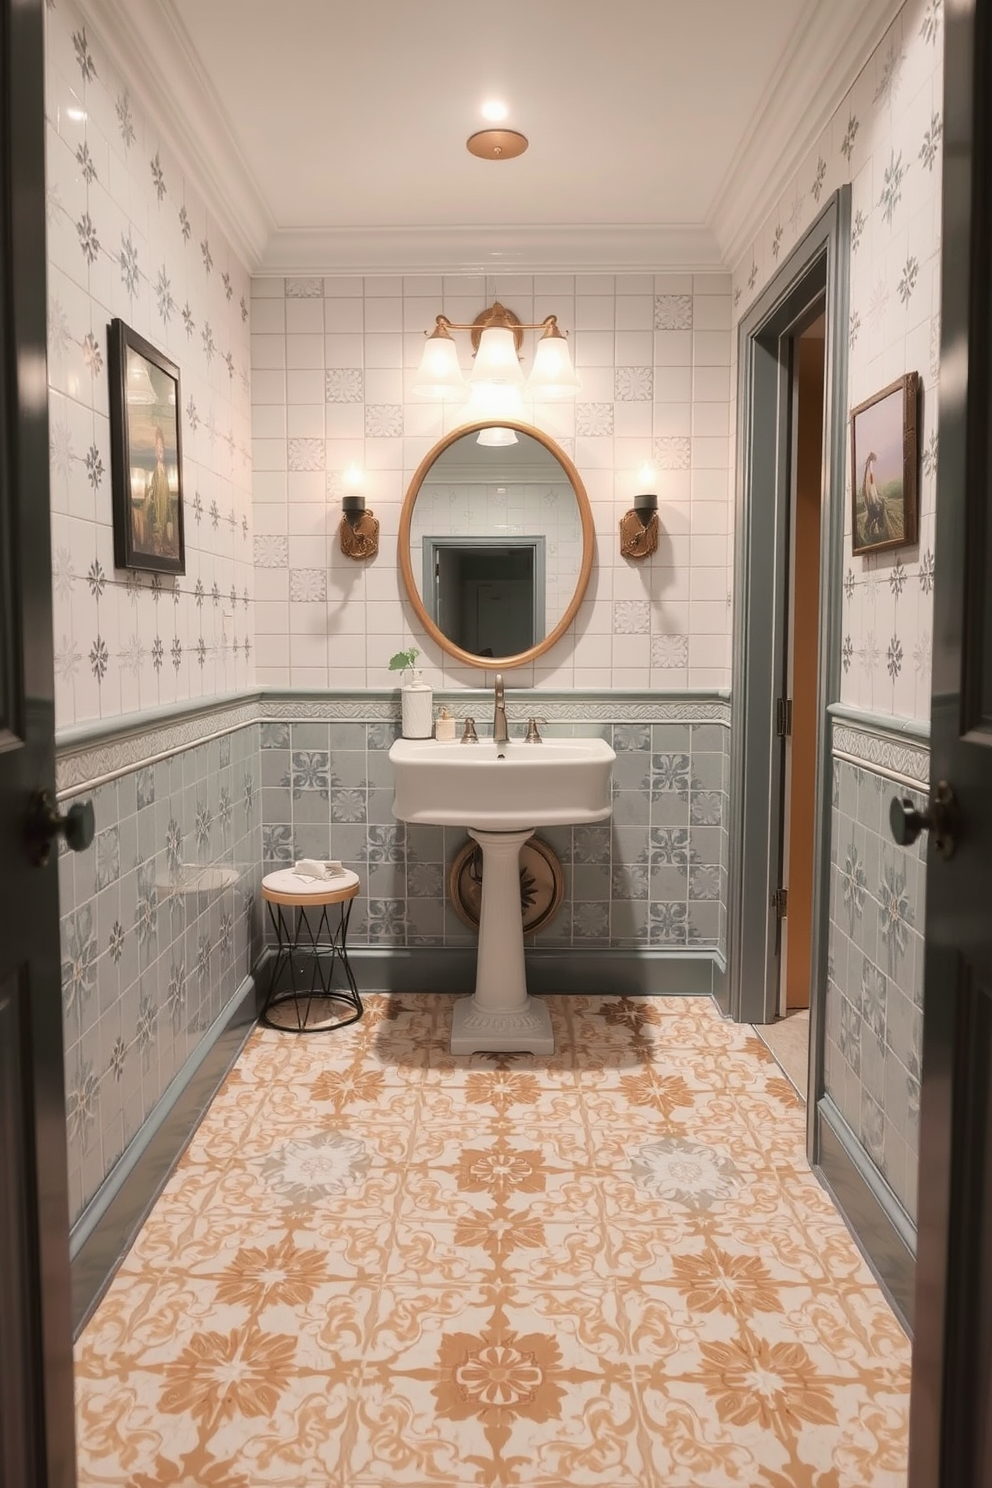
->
[29, 790, 95, 867]
[889, 780, 955, 860]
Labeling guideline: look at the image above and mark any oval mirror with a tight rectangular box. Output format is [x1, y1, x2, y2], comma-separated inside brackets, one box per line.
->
[398, 421, 594, 669]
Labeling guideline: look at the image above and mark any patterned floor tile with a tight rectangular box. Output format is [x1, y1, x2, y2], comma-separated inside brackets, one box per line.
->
[75, 994, 910, 1488]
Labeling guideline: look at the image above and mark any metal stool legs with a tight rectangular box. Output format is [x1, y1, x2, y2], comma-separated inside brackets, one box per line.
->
[262, 896, 363, 1033]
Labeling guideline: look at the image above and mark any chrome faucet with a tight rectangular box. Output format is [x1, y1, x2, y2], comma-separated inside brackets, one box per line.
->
[493, 673, 509, 747]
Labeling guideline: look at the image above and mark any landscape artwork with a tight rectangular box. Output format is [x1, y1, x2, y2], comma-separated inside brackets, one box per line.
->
[850, 371, 919, 555]
[107, 318, 186, 574]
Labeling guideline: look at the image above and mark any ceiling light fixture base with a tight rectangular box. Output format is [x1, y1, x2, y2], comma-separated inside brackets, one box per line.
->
[466, 128, 528, 161]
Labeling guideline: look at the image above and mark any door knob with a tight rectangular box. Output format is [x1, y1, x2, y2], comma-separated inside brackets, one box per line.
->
[28, 790, 95, 867]
[889, 779, 955, 860]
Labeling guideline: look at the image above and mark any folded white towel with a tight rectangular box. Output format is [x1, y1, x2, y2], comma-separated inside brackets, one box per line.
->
[293, 858, 346, 882]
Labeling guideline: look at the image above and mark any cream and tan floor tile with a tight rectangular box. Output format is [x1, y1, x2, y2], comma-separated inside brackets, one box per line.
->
[75, 993, 910, 1487]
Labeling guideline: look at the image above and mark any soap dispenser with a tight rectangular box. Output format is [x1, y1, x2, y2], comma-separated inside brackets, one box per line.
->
[435, 705, 456, 741]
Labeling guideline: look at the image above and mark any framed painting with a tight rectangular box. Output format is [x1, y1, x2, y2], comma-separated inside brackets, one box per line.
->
[850, 371, 920, 555]
[107, 319, 185, 573]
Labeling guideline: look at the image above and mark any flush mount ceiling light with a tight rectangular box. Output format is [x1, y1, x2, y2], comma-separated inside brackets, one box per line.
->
[466, 128, 528, 160]
[413, 300, 579, 405]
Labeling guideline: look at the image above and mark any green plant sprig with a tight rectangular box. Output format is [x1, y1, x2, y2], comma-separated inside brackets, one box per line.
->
[388, 647, 420, 675]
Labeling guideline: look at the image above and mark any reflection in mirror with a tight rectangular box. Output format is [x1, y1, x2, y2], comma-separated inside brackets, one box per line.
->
[422, 536, 545, 656]
[404, 427, 585, 666]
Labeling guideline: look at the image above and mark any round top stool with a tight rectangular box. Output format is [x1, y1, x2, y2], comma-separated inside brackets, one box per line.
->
[261, 868, 363, 1033]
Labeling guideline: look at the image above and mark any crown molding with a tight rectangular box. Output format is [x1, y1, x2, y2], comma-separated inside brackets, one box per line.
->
[709, 0, 906, 267]
[74, 0, 904, 281]
[254, 223, 727, 278]
[76, 0, 272, 271]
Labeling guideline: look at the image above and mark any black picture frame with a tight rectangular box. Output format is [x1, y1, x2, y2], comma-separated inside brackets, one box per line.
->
[850, 371, 920, 555]
[107, 318, 185, 574]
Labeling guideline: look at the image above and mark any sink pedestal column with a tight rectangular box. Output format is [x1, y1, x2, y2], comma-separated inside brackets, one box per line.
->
[449, 827, 555, 1056]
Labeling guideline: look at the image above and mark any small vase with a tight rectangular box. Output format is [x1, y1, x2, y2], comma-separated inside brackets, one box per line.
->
[401, 670, 433, 738]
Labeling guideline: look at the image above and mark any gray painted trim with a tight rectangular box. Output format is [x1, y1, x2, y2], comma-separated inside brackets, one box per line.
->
[828, 702, 931, 742]
[55, 688, 260, 751]
[816, 1095, 916, 1335]
[829, 706, 931, 790]
[57, 698, 260, 795]
[70, 972, 260, 1336]
[808, 187, 853, 1163]
[259, 690, 732, 724]
[342, 945, 726, 998]
[729, 189, 851, 1043]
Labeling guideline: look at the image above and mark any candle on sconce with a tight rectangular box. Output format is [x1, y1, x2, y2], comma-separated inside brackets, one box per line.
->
[619, 465, 659, 559]
[338, 463, 379, 560]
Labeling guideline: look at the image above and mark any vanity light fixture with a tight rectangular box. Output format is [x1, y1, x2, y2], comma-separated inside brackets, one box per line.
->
[338, 464, 379, 560]
[413, 301, 580, 404]
[619, 472, 659, 560]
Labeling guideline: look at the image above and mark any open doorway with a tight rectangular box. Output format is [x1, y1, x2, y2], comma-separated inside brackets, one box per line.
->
[762, 312, 825, 1093]
[727, 190, 849, 1149]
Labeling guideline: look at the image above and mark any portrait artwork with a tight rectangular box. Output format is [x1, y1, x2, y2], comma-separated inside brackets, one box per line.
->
[108, 319, 185, 574]
[850, 371, 919, 556]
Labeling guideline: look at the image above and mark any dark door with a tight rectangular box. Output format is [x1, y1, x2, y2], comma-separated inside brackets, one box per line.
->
[0, 0, 79, 1483]
[906, 1, 992, 1482]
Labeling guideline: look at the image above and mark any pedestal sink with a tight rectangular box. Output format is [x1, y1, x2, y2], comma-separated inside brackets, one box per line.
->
[389, 736, 615, 1054]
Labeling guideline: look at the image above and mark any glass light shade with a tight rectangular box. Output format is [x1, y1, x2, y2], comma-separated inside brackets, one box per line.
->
[476, 425, 518, 447]
[525, 331, 580, 397]
[467, 382, 524, 424]
[413, 335, 469, 400]
[469, 326, 526, 386]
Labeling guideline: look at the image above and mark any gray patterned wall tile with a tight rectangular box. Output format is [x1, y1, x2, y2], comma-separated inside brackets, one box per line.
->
[825, 748, 927, 1223]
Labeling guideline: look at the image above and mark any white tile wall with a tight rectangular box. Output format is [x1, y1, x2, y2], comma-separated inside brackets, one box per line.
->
[731, 0, 943, 725]
[251, 274, 733, 693]
[46, 0, 254, 731]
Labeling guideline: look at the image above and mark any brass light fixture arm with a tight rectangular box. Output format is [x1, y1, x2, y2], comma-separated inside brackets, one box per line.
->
[424, 306, 568, 354]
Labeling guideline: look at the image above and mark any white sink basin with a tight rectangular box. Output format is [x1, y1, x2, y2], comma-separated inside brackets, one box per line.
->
[389, 736, 615, 831]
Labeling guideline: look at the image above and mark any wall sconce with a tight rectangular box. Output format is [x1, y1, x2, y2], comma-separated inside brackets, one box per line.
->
[338, 465, 379, 560]
[619, 476, 659, 559]
[413, 301, 580, 404]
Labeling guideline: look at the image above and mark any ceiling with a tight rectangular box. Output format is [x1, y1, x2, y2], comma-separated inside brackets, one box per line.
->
[85, 0, 902, 274]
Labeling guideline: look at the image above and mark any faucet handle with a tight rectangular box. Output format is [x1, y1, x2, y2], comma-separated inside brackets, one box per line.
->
[525, 717, 546, 744]
[461, 716, 479, 743]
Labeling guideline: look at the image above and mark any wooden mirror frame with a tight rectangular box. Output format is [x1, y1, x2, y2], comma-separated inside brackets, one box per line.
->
[398, 420, 594, 670]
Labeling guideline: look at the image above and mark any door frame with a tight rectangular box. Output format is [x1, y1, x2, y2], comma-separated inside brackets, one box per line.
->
[727, 192, 850, 1139]
[421, 535, 546, 651]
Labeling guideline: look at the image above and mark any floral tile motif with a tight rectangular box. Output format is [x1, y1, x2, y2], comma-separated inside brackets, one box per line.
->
[575, 402, 614, 437]
[287, 437, 324, 472]
[651, 634, 689, 668]
[653, 435, 691, 470]
[654, 293, 693, 330]
[615, 366, 653, 402]
[613, 599, 650, 635]
[76, 994, 909, 1488]
[288, 568, 327, 602]
[325, 367, 364, 402]
[285, 276, 322, 298]
[365, 404, 403, 437]
[629, 1136, 742, 1209]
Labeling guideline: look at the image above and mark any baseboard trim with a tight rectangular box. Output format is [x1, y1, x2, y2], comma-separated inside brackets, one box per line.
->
[815, 1094, 916, 1334]
[342, 945, 725, 997]
[70, 972, 260, 1337]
